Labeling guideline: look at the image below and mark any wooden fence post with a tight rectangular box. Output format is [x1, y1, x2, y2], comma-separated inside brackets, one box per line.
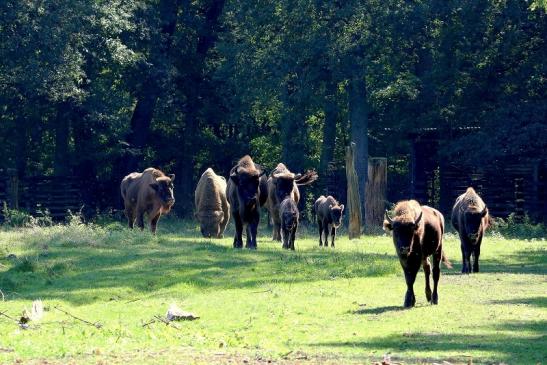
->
[6, 168, 19, 210]
[365, 158, 387, 230]
[346, 143, 361, 239]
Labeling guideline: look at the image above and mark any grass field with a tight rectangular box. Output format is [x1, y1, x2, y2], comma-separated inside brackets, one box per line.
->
[0, 218, 545, 364]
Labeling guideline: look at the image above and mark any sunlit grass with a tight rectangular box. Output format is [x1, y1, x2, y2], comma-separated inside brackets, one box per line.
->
[0, 218, 545, 364]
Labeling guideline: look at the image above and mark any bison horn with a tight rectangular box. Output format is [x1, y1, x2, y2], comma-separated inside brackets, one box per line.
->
[414, 211, 423, 226]
[384, 210, 393, 224]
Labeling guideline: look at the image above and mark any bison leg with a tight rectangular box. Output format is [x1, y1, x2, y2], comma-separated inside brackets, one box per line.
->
[324, 223, 331, 247]
[318, 220, 323, 246]
[472, 238, 482, 273]
[431, 252, 441, 305]
[233, 214, 244, 249]
[281, 228, 289, 249]
[423, 257, 432, 302]
[461, 242, 472, 274]
[136, 211, 145, 230]
[330, 226, 336, 248]
[150, 213, 161, 235]
[290, 225, 296, 251]
[246, 217, 259, 249]
[125, 207, 135, 229]
[272, 222, 281, 241]
[403, 268, 417, 308]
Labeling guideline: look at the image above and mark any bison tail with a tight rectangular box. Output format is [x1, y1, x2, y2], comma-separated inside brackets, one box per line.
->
[442, 251, 453, 269]
[295, 170, 318, 186]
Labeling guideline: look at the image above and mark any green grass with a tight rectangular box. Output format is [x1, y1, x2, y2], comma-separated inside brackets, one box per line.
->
[0, 218, 545, 364]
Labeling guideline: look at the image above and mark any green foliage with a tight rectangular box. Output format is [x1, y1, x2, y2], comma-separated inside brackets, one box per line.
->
[490, 214, 547, 239]
[1, 204, 53, 228]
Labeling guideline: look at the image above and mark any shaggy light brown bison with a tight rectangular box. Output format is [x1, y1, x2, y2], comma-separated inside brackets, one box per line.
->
[266, 163, 317, 241]
[451, 187, 489, 273]
[314, 195, 344, 248]
[280, 197, 299, 250]
[195, 168, 230, 238]
[384, 200, 451, 307]
[121, 168, 175, 234]
[227, 156, 266, 249]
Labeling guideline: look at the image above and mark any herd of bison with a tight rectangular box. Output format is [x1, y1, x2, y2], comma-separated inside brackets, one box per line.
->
[121, 155, 489, 308]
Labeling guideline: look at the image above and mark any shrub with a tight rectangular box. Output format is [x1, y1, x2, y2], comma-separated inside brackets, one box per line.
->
[490, 213, 547, 239]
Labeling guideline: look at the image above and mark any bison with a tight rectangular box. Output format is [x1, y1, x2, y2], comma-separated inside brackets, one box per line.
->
[266, 163, 317, 241]
[227, 155, 267, 249]
[195, 168, 230, 238]
[314, 195, 344, 248]
[280, 197, 299, 250]
[383, 200, 451, 308]
[451, 187, 489, 273]
[121, 168, 175, 234]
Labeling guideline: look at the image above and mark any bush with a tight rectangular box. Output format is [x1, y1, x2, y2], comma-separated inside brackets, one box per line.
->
[1, 203, 53, 228]
[490, 213, 547, 239]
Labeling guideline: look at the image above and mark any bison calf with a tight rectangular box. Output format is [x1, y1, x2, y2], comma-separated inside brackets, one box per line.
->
[279, 197, 298, 250]
[266, 163, 317, 241]
[121, 168, 175, 234]
[195, 168, 230, 238]
[314, 195, 344, 248]
[384, 200, 451, 308]
[451, 187, 489, 273]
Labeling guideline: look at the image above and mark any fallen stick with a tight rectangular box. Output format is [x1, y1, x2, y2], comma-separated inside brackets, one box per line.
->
[0, 311, 18, 323]
[54, 306, 103, 329]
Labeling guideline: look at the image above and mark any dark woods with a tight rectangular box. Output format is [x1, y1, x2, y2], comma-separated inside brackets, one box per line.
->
[1, 1, 546, 220]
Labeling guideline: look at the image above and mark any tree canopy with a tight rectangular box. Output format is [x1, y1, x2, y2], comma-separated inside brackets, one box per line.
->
[0, 0, 545, 216]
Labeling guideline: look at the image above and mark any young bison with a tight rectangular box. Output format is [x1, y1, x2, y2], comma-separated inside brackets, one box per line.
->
[226, 155, 267, 249]
[266, 163, 317, 241]
[194, 168, 230, 238]
[314, 195, 344, 247]
[383, 200, 451, 308]
[451, 187, 489, 273]
[121, 168, 175, 234]
[279, 197, 299, 250]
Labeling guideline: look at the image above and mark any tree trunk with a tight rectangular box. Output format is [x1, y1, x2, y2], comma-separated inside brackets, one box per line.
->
[54, 102, 71, 176]
[177, 0, 226, 216]
[365, 158, 387, 230]
[346, 143, 361, 239]
[348, 75, 369, 221]
[319, 80, 338, 177]
[123, 0, 181, 174]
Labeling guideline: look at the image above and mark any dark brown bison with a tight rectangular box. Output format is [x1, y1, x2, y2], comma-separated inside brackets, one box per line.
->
[451, 187, 489, 273]
[279, 197, 299, 250]
[227, 156, 267, 249]
[266, 163, 317, 241]
[194, 168, 230, 238]
[121, 168, 175, 234]
[314, 195, 344, 247]
[383, 200, 451, 308]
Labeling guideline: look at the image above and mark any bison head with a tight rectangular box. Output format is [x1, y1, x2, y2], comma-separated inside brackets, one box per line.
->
[150, 174, 175, 207]
[461, 206, 488, 242]
[329, 204, 345, 228]
[273, 172, 296, 201]
[231, 167, 265, 208]
[384, 209, 422, 256]
[282, 209, 298, 231]
[197, 211, 224, 239]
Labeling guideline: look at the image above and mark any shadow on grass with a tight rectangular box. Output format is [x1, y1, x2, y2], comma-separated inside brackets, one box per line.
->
[0, 235, 400, 304]
[443, 248, 547, 276]
[489, 296, 547, 308]
[309, 319, 547, 364]
[351, 305, 403, 315]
